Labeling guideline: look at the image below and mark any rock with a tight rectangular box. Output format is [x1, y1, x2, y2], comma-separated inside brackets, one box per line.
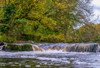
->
[0, 42, 7, 46]
[63, 44, 99, 52]
[0, 42, 7, 50]
[62, 45, 71, 52]
[15, 41, 34, 44]
[4, 44, 32, 51]
[46, 46, 61, 51]
[98, 46, 100, 52]
[32, 46, 45, 52]
[32, 46, 39, 51]
[39, 48, 45, 52]
[0, 42, 4, 46]
[46, 47, 52, 50]
[52, 46, 60, 50]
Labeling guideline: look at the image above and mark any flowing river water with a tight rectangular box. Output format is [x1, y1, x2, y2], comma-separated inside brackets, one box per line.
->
[0, 43, 100, 68]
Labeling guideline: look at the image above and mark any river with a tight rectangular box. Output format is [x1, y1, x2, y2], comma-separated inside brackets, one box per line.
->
[0, 51, 100, 68]
[0, 43, 100, 68]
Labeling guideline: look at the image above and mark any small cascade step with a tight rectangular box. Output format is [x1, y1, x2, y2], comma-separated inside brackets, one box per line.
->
[0, 46, 4, 50]
[0, 42, 7, 51]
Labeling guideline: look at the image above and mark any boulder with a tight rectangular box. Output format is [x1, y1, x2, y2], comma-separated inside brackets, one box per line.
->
[0, 42, 7, 46]
[46, 46, 61, 51]
[4, 44, 32, 51]
[46, 47, 52, 50]
[0, 42, 7, 50]
[32, 46, 39, 51]
[63, 44, 99, 52]
[52, 46, 60, 50]
[32, 46, 45, 52]
[39, 48, 45, 52]
[98, 46, 100, 52]
[15, 41, 34, 44]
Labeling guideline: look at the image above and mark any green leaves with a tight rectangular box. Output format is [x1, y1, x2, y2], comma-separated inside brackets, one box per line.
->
[0, 0, 95, 43]
[3, 3, 16, 21]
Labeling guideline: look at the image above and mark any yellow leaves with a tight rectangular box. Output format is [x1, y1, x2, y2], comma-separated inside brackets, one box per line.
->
[68, 4, 70, 6]
[35, 0, 45, 8]
[29, 21, 38, 26]
[41, 17, 57, 30]
[54, 0, 69, 12]
[10, 0, 15, 3]
[0, 0, 5, 6]
[69, 20, 73, 25]
[38, 1, 43, 4]
[58, 33, 65, 40]
[28, 11, 42, 20]
[96, 24, 100, 34]
[96, 24, 100, 29]
[33, 0, 36, 1]
[29, 22, 34, 26]
[61, 21, 64, 25]
[57, 3, 61, 6]
[18, 24, 22, 28]
[65, 0, 68, 1]
[41, 17, 47, 24]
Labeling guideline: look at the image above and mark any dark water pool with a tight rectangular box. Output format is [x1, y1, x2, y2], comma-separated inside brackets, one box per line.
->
[0, 51, 100, 68]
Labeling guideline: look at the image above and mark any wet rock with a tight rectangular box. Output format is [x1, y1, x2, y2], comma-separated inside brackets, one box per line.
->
[15, 41, 34, 44]
[63, 44, 99, 52]
[46, 46, 61, 51]
[39, 48, 45, 52]
[32, 46, 39, 51]
[32, 46, 45, 52]
[98, 46, 100, 52]
[52, 46, 60, 50]
[4, 44, 32, 51]
[0, 42, 7, 46]
[46, 47, 52, 50]
[62, 45, 74, 52]
[0, 42, 7, 50]
[0, 42, 4, 46]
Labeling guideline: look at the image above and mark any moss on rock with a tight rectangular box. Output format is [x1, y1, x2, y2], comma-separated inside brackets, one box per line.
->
[5, 44, 32, 51]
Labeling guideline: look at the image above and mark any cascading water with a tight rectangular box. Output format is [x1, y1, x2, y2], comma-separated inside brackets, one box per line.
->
[0, 42, 7, 51]
[37, 43, 100, 52]
[0, 46, 4, 50]
[5, 43, 99, 52]
[0, 43, 100, 68]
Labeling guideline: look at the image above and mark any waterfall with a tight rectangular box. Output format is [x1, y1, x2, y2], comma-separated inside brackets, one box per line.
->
[0, 42, 7, 51]
[0, 46, 4, 50]
[38, 43, 99, 52]
[62, 43, 99, 52]
[1, 43, 99, 52]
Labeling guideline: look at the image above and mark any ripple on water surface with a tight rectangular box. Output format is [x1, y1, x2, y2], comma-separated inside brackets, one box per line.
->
[0, 51, 100, 68]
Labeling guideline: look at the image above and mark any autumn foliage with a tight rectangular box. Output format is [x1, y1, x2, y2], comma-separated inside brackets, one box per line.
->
[0, 0, 99, 43]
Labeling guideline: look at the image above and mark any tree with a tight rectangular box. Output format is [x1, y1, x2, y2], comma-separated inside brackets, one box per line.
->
[0, 0, 94, 43]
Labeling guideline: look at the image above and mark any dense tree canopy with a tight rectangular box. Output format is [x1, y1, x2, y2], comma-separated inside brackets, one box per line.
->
[0, 0, 99, 43]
